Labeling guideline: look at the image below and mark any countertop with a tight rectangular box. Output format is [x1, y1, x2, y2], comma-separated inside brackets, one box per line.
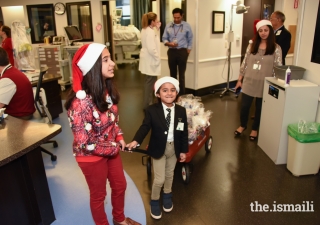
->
[31, 73, 62, 86]
[0, 116, 62, 166]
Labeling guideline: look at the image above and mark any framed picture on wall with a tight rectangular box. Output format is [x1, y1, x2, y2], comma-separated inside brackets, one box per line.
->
[212, 11, 225, 34]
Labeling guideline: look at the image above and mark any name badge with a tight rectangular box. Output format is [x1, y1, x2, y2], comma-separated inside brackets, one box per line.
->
[276, 30, 282, 36]
[253, 64, 261, 70]
[176, 122, 184, 131]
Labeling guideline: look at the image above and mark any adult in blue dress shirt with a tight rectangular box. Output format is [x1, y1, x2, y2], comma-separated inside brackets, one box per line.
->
[162, 8, 193, 95]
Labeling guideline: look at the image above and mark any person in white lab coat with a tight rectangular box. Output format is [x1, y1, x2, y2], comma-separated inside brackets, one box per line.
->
[139, 12, 161, 110]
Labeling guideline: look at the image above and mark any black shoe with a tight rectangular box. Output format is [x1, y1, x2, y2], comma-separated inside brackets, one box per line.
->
[249, 135, 257, 141]
[234, 127, 246, 136]
[163, 192, 173, 212]
[150, 200, 162, 219]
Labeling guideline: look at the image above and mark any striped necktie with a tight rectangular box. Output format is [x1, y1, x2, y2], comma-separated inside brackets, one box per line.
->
[166, 108, 171, 128]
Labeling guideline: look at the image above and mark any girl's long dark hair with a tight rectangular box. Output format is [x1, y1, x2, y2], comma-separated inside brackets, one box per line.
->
[250, 25, 276, 55]
[65, 54, 120, 112]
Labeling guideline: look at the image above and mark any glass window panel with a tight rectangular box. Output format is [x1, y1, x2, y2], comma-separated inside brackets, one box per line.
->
[122, 5, 131, 16]
[66, 2, 93, 42]
[27, 4, 57, 44]
[116, 0, 130, 6]
[115, 2, 131, 26]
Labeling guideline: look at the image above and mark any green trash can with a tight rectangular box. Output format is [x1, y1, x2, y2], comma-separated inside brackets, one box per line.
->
[287, 123, 320, 176]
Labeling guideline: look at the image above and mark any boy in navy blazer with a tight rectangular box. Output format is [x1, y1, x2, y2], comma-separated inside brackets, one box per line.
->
[127, 76, 188, 220]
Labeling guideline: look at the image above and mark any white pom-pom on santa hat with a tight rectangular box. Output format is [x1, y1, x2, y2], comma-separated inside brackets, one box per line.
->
[76, 90, 86, 100]
[72, 43, 106, 99]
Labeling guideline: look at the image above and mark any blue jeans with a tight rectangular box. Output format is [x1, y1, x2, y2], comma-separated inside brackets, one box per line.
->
[240, 92, 263, 130]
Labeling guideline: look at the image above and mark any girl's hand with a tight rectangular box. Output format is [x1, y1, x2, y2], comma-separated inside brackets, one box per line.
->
[126, 141, 138, 150]
[234, 80, 242, 90]
[119, 140, 126, 151]
[179, 153, 187, 162]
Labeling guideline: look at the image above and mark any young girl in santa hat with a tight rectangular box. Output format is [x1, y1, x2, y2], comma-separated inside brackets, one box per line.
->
[126, 76, 188, 220]
[65, 43, 141, 225]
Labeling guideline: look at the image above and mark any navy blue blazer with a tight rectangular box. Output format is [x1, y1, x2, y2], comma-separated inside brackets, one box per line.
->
[133, 102, 188, 159]
[275, 26, 291, 65]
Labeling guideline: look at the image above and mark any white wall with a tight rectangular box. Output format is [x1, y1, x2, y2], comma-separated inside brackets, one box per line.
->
[282, 0, 298, 25]
[1, 6, 24, 26]
[293, 0, 320, 121]
[197, 0, 243, 90]
[294, 0, 320, 84]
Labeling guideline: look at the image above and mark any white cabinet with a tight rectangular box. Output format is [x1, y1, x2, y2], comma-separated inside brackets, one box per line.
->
[258, 77, 320, 164]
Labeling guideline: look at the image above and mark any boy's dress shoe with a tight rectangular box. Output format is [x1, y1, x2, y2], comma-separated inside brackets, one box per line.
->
[150, 199, 162, 219]
[163, 192, 173, 212]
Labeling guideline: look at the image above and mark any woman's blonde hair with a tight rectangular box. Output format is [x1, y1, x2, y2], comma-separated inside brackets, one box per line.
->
[141, 12, 157, 29]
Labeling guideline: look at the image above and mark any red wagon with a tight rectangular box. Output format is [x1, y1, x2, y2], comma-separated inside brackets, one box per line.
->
[130, 125, 212, 184]
[181, 126, 212, 184]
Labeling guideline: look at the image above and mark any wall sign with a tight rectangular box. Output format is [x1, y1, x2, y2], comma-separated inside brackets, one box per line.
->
[212, 11, 225, 34]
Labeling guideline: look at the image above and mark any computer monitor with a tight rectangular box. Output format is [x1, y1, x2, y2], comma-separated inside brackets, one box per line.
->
[64, 25, 83, 43]
[115, 8, 122, 19]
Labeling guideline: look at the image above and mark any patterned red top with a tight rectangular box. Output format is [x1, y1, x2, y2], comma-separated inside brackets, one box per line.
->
[67, 94, 123, 157]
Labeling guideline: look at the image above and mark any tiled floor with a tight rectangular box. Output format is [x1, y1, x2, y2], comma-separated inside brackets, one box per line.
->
[62, 63, 320, 225]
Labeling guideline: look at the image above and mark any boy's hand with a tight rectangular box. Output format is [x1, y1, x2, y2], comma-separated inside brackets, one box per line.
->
[126, 141, 138, 150]
[179, 153, 186, 162]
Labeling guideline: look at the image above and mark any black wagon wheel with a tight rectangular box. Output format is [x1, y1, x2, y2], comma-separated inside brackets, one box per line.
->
[147, 156, 152, 177]
[181, 163, 191, 184]
[205, 136, 213, 152]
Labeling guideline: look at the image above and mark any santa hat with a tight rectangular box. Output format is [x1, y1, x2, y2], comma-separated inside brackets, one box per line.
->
[253, 19, 260, 35]
[72, 43, 106, 99]
[154, 76, 180, 96]
[256, 19, 272, 31]
[249, 19, 261, 44]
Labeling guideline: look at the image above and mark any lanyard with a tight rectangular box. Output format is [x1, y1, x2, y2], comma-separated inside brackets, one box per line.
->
[173, 24, 183, 36]
[0, 64, 12, 77]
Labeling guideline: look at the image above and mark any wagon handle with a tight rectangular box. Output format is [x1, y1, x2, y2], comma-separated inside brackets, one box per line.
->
[123, 147, 149, 155]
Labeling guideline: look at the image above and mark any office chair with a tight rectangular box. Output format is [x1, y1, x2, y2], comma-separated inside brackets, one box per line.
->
[33, 67, 58, 161]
